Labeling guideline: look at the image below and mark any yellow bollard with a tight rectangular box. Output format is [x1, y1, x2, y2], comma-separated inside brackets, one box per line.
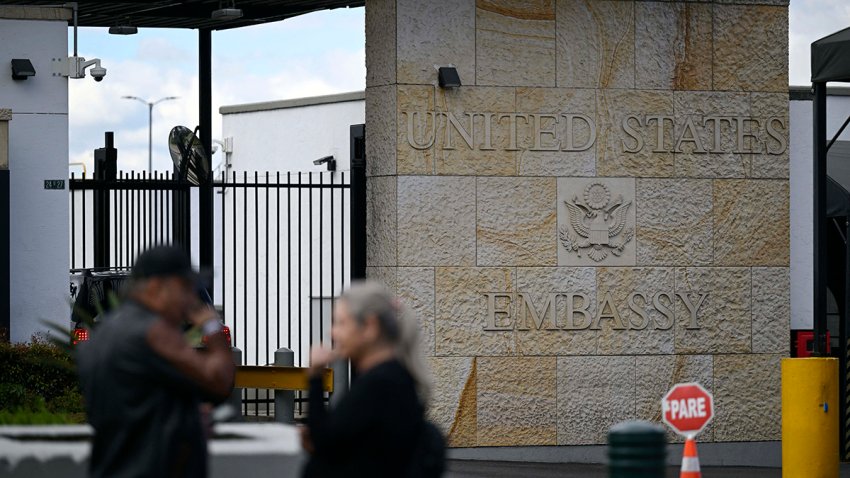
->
[782, 357, 838, 478]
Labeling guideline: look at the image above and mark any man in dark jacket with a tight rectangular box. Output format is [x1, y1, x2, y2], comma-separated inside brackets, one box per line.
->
[77, 246, 234, 478]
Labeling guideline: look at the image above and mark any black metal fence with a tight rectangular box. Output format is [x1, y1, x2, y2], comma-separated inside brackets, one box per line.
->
[70, 171, 188, 269]
[70, 169, 358, 415]
[218, 171, 350, 414]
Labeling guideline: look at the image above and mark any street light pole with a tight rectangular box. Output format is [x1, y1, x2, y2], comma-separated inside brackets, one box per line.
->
[121, 95, 179, 173]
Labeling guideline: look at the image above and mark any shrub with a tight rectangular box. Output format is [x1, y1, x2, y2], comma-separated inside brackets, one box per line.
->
[0, 334, 85, 424]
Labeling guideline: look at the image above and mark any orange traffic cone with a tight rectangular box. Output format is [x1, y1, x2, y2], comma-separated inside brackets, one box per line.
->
[680, 436, 701, 478]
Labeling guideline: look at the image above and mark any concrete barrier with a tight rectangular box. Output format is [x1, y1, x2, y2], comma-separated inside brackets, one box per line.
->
[0, 423, 304, 478]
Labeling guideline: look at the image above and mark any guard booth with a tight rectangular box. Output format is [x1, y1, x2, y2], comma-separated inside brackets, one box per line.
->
[812, 26, 850, 460]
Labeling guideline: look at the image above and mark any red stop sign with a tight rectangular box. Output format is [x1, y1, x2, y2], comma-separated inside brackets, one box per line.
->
[662, 382, 714, 437]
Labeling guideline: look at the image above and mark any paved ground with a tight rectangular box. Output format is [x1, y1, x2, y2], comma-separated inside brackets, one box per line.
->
[445, 460, 850, 477]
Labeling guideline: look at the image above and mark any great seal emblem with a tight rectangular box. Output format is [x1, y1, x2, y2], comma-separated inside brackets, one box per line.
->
[559, 183, 634, 262]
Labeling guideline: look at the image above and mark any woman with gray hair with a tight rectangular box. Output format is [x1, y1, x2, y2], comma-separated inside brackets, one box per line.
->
[301, 280, 443, 477]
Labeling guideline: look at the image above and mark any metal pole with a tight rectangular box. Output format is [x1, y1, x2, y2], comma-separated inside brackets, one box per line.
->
[0, 111, 10, 341]
[121, 96, 178, 174]
[814, 81, 828, 356]
[199, 28, 214, 301]
[229, 347, 243, 421]
[148, 103, 153, 174]
[274, 348, 295, 424]
[93, 132, 116, 268]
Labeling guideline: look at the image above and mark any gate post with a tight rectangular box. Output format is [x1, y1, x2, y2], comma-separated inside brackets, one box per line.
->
[274, 347, 295, 424]
[93, 132, 116, 267]
[350, 124, 366, 281]
[229, 347, 243, 420]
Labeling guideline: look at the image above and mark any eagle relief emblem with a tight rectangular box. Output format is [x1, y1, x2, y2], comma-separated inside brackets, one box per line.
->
[559, 183, 634, 262]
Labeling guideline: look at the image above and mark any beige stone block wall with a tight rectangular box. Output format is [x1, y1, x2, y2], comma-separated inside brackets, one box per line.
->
[397, 176, 476, 266]
[366, 85, 397, 177]
[635, 2, 713, 91]
[434, 87, 517, 175]
[477, 177, 556, 266]
[556, 0, 634, 89]
[636, 355, 715, 443]
[365, 0, 789, 447]
[636, 179, 713, 266]
[476, 1, 557, 88]
[516, 88, 596, 176]
[596, 90, 675, 177]
[477, 356, 557, 446]
[397, 0, 475, 85]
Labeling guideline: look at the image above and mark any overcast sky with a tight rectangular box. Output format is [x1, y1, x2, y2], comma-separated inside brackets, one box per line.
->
[69, 3, 848, 174]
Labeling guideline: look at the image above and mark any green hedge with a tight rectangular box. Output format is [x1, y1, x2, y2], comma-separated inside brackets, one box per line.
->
[0, 335, 86, 424]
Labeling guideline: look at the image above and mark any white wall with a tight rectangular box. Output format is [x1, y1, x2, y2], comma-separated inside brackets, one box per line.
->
[217, 96, 362, 366]
[790, 92, 850, 329]
[221, 97, 364, 174]
[0, 18, 69, 342]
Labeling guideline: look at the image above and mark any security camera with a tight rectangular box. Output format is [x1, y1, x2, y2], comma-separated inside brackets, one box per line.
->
[90, 66, 106, 82]
[68, 56, 106, 82]
[313, 155, 336, 171]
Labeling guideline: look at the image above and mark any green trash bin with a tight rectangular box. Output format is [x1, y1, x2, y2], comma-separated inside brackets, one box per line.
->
[608, 420, 667, 478]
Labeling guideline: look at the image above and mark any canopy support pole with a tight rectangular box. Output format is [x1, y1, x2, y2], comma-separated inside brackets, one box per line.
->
[815, 81, 829, 356]
[199, 28, 214, 301]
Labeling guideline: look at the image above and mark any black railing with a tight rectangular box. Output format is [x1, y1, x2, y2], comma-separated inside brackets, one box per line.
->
[218, 171, 351, 415]
[70, 171, 188, 270]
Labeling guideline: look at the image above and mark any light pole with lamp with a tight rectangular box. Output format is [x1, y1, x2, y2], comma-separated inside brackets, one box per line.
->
[121, 95, 179, 173]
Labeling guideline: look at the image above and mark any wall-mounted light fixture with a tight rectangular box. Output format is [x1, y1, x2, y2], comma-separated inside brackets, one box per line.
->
[212, 0, 243, 19]
[313, 155, 336, 172]
[109, 25, 138, 35]
[11, 59, 35, 80]
[438, 66, 461, 89]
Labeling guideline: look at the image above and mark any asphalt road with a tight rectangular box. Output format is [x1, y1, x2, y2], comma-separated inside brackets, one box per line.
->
[445, 460, 850, 477]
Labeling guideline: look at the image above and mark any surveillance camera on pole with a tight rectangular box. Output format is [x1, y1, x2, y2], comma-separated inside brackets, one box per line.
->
[60, 3, 107, 83]
[68, 56, 107, 82]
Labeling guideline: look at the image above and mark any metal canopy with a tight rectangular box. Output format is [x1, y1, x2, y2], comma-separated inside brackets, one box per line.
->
[813, 27, 850, 83]
[0, 1, 364, 30]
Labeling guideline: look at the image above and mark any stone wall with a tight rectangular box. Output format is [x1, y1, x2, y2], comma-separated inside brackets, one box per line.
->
[365, 0, 788, 447]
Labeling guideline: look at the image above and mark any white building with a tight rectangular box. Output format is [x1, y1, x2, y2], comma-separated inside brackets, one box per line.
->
[216, 91, 364, 368]
[219, 91, 364, 174]
[1, 7, 70, 342]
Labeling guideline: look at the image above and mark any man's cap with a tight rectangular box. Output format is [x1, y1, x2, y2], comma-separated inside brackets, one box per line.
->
[131, 246, 200, 283]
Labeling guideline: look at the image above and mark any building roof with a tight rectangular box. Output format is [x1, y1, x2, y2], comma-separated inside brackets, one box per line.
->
[220, 90, 364, 114]
[0, 1, 363, 31]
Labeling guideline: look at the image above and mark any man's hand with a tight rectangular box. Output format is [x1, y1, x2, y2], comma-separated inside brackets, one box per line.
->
[147, 314, 235, 401]
[187, 301, 219, 328]
[308, 345, 336, 377]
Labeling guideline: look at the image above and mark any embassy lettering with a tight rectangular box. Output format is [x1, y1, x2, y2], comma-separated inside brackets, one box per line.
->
[482, 291, 709, 331]
[403, 111, 787, 155]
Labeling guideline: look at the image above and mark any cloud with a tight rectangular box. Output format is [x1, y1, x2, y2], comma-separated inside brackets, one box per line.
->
[789, 0, 850, 85]
[69, 8, 365, 175]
